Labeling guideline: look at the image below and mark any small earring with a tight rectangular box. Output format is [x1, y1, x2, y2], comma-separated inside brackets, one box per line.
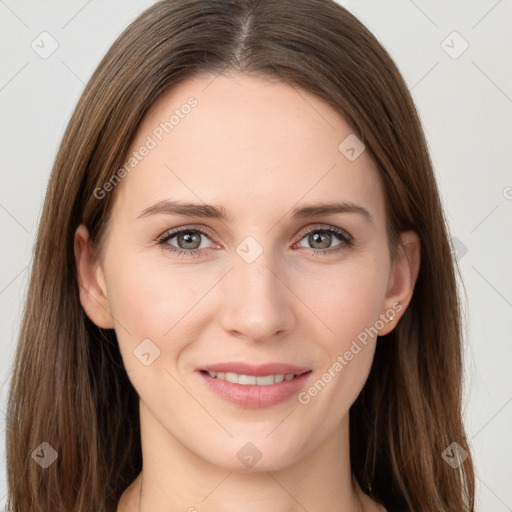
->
[388, 311, 396, 321]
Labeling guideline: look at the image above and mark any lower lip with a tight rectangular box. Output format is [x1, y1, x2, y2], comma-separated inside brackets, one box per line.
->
[198, 371, 312, 409]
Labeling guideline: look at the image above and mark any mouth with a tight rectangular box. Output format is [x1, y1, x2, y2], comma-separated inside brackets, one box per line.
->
[199, 369, 310, 386]
[196, 362, 313, 408]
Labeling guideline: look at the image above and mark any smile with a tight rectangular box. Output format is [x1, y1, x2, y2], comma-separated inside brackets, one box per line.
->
[198, 365, 313, 408]
[205, 371, 302, 385]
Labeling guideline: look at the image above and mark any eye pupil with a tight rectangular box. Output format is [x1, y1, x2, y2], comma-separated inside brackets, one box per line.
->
[309, 232, 331, 249]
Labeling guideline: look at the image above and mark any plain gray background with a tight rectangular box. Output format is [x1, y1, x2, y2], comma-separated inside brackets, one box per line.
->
[1, 0, 511, 510]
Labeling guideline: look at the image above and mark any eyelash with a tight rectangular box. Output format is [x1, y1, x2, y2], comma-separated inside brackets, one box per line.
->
[156, 224, 354, 258]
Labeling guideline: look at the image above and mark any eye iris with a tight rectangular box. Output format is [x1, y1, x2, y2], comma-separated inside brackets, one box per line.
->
[309, 231, 331, 249]
[169, 229, 340, 251]
[177, 231, 201, 249]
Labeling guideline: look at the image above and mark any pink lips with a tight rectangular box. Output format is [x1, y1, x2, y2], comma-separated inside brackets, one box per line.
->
[197, 362, 312, 409]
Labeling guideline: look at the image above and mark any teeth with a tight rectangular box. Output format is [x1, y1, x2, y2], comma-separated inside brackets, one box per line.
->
[256, 375, 274, 385]
[239, 374, 257, 385]
[206, 371, 298, 385]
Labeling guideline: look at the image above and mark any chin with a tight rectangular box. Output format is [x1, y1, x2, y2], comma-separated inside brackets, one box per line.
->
[194, 436, 308, 473]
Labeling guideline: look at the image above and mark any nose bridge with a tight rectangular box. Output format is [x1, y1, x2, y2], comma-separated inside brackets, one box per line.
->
[219, 238, 296, 340]
[233, 233, 279, 290]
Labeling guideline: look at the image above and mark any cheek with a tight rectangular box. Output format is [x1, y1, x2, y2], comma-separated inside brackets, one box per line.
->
[103, 247, 205, 331]
[101, 248, 224, 372]
[100, 253, 167, 360]
[292, 259, 388, 409]
[294, 256, 389, 345]
[101, 253, 202, 413]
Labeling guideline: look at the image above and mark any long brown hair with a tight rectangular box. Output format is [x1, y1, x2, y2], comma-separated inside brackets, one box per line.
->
[6, 1, 475, 510]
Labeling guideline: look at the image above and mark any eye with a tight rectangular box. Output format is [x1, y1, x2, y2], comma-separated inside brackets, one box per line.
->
[156, 224, 353, 258]
[295, 226, 353, 255]
[157, 227, 216, 257]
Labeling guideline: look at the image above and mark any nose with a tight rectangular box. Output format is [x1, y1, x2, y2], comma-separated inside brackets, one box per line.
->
[218, 247, 297, 343]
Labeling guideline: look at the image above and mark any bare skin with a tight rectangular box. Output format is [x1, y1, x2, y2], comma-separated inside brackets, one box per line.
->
[117, 471, 387, 512]
[75, 72, 419, 512]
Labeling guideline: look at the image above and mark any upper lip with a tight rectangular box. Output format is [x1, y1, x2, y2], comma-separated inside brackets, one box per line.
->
[200, 362, 311, 376]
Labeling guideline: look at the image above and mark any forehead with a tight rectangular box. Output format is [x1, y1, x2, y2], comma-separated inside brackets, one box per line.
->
[111, 72, 385, 227]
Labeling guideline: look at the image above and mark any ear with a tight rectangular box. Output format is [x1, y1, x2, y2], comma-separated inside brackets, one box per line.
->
[74, 224, 114, 329]
[377, 230, 421, 335]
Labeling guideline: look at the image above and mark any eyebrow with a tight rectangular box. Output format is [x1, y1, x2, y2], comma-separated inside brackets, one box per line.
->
[290, 201, 373, 223]
[137, 199, 373, 224]
[138, 200, 230, 220]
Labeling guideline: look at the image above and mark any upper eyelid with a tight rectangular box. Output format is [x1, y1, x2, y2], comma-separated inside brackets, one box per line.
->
[159, 223, 352, 246]
[158, 224, 217, 244]
[294, 224, 352, 240]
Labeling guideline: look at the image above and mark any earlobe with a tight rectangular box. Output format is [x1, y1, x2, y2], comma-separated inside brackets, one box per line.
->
[74, 224, 115, 329]
[378, 230, 421, 335]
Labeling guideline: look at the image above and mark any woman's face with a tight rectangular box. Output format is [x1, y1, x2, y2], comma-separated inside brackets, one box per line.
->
[76, 72, 418, 471]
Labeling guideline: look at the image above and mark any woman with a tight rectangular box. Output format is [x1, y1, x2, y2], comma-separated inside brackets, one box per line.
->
[5, 1, 475, 511]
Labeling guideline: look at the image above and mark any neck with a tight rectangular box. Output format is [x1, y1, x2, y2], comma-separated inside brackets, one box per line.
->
[119, 400, 365, 512]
